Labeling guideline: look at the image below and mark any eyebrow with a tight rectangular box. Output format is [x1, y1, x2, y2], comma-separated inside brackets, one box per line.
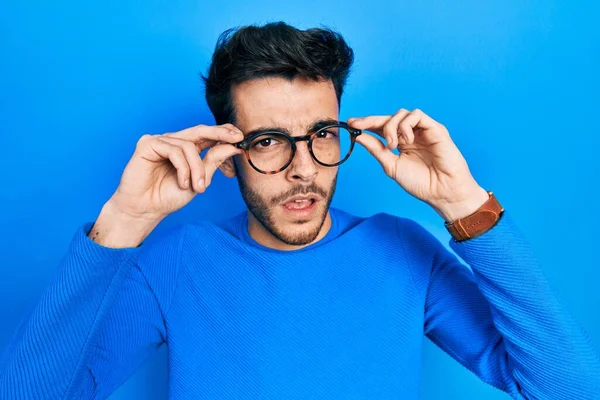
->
[244, 118, 340, 137]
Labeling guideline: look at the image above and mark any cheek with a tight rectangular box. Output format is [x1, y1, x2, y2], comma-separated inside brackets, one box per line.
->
[235, 155, 257, 182]
[241, 167, 286, 198]
[319, 166, 338, 182]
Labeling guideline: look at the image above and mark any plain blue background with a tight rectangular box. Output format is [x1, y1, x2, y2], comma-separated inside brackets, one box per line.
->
[1, 1, 598, 398]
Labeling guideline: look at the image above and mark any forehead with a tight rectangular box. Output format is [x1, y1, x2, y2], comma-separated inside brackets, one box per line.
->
[231, 76, 339, 132]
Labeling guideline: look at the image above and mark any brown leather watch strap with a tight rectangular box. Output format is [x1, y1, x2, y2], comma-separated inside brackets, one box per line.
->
[445, 191, 504, 242]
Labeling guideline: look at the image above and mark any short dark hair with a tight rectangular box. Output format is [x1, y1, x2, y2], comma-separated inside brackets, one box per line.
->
[201, 22, 355, 125]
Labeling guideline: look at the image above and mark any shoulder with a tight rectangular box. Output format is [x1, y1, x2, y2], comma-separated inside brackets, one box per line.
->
[354, 210, 446, 265]
[339, 208, 429, 238]
[332, 207, 438, 249]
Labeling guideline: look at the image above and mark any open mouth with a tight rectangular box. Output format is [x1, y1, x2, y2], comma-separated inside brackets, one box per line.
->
[282, 198, 316, 210]
[280, 194, 320, 216]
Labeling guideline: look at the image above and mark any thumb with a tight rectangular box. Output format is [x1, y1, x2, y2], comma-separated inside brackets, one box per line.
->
[202, 143, 243, 187]
[355, 132, 396, 174]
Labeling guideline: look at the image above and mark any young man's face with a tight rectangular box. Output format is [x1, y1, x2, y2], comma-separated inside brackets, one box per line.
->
[220, 76, 340, 249]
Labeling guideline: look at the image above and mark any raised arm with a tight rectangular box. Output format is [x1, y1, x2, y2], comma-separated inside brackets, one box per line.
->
[0, 219, 178, 399]
[400, 211, 600, 399]
[1, 122, 244, 398]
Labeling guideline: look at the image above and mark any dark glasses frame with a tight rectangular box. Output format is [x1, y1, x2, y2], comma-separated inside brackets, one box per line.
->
[235, 121, 362, 175]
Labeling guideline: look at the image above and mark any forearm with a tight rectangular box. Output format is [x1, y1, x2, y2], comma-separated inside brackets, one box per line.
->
[450, 211, 600, 399]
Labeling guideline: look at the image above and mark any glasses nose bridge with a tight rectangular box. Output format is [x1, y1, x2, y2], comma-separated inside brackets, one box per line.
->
[291, 134, 312, 145]
[290, 134, 315, 159]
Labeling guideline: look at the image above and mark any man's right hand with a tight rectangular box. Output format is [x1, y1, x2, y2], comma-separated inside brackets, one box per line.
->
[89, 124, 245, 248]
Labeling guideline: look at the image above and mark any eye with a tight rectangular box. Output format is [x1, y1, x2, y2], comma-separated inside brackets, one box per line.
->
[315, 129, 337, 139]
[256, 138, 273, 148]
[250, 135, 283, 150]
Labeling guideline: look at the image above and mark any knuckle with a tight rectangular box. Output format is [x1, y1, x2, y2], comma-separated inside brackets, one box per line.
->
[190, 125, 205, 136]
[182, 140, 197, 152]
[223, 125, 237, 134]
[153, 134, 168, 145]
[221, 124, 241, 135]
[170, 145, 185, 158]
[136, 134, 156, 149]
[138, 133, 152, 143]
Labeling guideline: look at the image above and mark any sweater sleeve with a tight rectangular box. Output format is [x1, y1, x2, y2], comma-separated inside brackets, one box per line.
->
[405, 210, 600, 399]
[0, 222, 183, 399]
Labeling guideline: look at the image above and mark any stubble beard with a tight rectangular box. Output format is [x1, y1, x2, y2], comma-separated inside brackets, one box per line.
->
[237, 174, 337, 246]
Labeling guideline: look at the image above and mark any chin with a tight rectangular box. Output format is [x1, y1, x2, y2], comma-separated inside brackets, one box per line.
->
[273, 202, 328, 246]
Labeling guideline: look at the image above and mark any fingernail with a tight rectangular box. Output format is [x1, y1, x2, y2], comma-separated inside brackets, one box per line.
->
[198, 178, 205, 188]
[184, 179, 189, 188]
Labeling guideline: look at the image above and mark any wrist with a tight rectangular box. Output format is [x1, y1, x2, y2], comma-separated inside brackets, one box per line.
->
[431, 186, 490, 223]
[442, 189, 505, 242]
[89, 200, 163, 248]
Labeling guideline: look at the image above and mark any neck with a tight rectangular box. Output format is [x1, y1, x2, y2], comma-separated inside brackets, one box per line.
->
[247, 211, 332, 251]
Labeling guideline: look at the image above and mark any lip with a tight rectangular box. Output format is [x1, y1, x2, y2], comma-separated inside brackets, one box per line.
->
[282, 194, 320, 204]
[280, 194, 320, 218]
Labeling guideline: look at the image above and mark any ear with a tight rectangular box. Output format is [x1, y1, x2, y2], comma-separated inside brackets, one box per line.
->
[218, 155, 237, 178]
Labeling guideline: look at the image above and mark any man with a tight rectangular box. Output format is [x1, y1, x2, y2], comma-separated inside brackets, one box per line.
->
[0, 22, 598, 400]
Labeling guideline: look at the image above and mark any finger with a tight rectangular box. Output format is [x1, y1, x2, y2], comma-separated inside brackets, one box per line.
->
[160, 134, 204, 153]
[383, 109, 410, 150]
[162, 132, 221, 153]
[348, 115, 399, 149]
[159, 136, 207, 193]
[399, 109, 444, 145]
[347, 116, 393, 134]
[166, 124, 245, 145]
[151, 138, 192, 190]
[202, 143, 244, 187]
[355, 132, 396, 174]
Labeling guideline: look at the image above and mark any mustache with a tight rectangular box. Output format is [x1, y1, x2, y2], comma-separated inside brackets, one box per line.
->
[270, 182, 328, 206]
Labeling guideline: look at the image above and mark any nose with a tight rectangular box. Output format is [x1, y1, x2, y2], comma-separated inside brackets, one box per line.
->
[286, 140, 318, 183]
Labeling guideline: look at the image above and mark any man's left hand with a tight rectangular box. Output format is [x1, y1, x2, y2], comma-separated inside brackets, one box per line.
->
[348, 109, 490, 222]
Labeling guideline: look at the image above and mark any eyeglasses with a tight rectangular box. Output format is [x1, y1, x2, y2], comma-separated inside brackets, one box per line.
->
[235, 121, 362, 175]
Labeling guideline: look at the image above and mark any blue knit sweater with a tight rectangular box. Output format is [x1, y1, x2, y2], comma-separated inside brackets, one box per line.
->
[1, 208, 599, 399]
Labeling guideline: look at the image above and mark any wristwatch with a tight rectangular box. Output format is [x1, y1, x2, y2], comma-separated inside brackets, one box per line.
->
[445, 191, 504, 242]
